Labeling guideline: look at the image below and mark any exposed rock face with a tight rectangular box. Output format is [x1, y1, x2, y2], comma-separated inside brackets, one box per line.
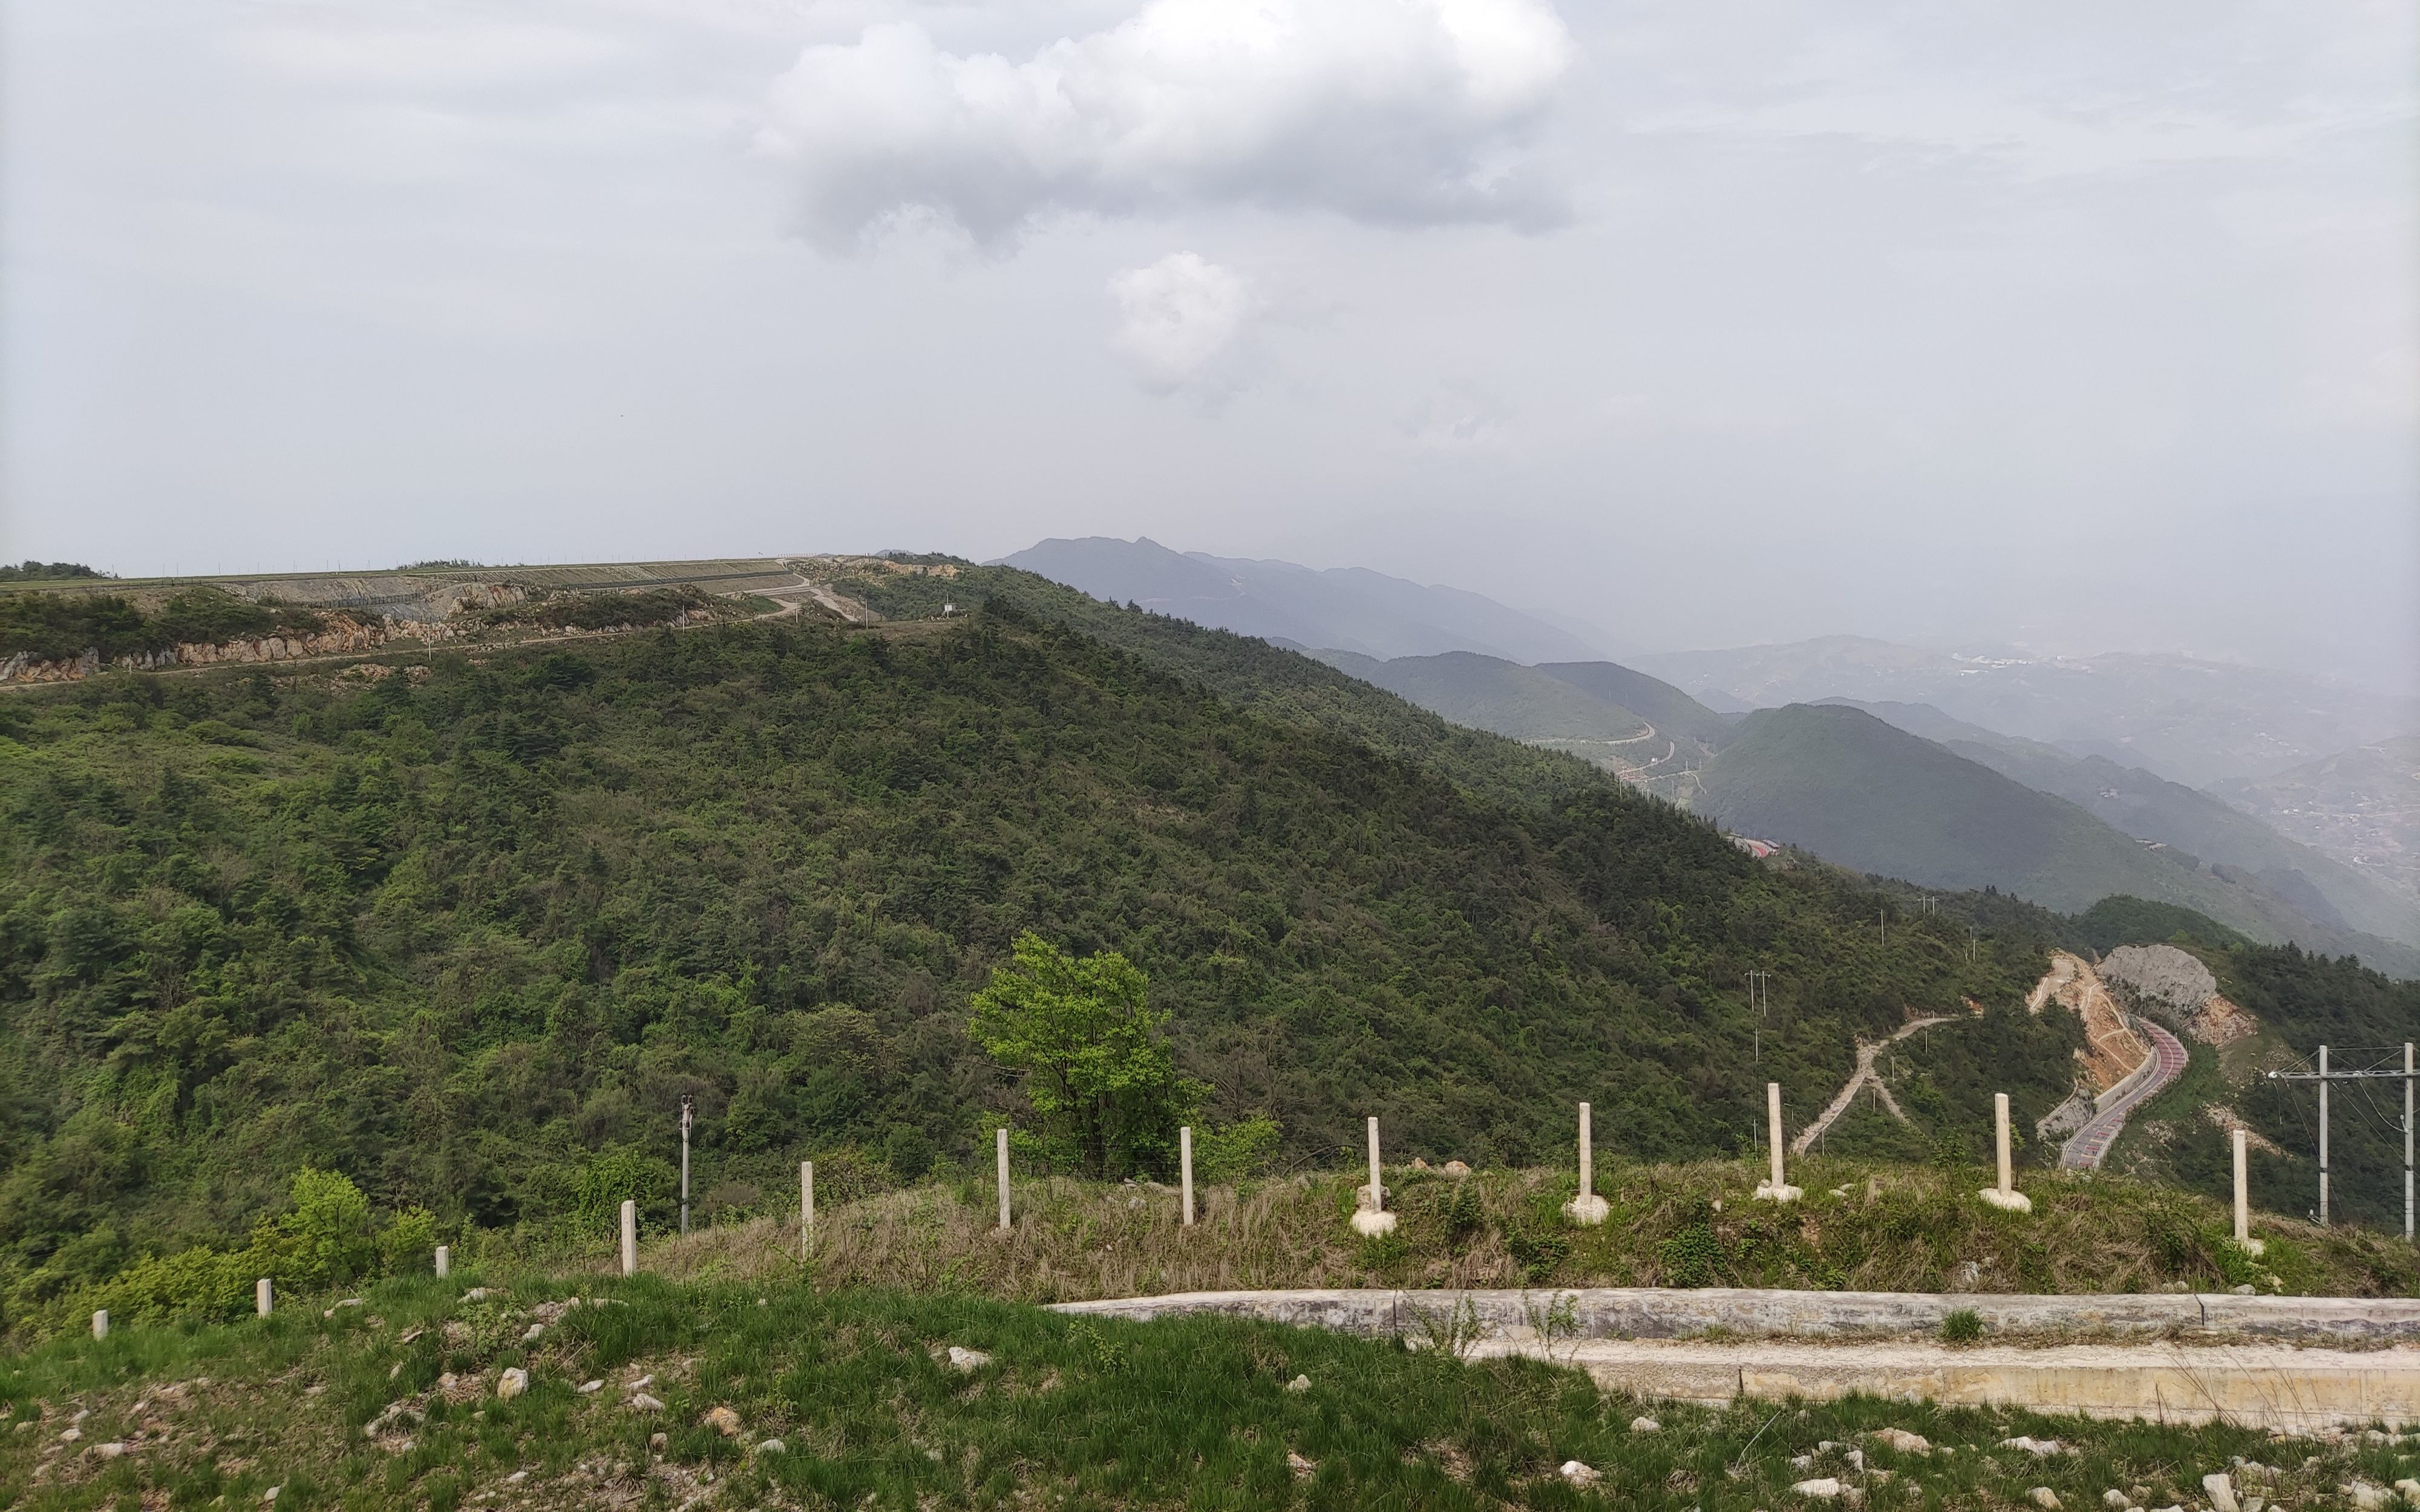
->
[2098, 944, 2257, 1046]
[0, 614, 404, 685]
[2098, 946, 2217, 1016]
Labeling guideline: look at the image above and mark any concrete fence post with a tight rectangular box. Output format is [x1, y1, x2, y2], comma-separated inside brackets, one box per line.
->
[257, 1278, 273, 1317]
[2233, 1128, 2265, 1254]
[1979, 1092, 2032, 1211]
[802, 1161, 815, 1259]
[92, 1309, 108, 1341]
[434, 1245, 450, 1279]
[1756, 1083, 1800, 1202]
[996, 1127, 1012, 1233]
[620, 1199, 637, 1276]
[1352, 1116, 1396, 1235]
[1179, 1126, 1195, 1227]
[1567, 1101, 1609, 1224]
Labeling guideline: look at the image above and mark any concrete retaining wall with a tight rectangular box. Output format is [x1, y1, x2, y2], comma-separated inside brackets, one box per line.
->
[1051, 1286, 2420, 1343]
[1473, 1337, 2420, 1430]
[1050, 1288, 2420, 1430]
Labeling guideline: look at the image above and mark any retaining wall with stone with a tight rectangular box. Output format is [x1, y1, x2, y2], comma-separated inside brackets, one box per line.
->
[1051, 1286, 2420, 1343]
[1051, 1287, 2420, 1430]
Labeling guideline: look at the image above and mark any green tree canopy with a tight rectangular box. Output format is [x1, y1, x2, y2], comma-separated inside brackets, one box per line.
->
[969, 934, 1205, 1180]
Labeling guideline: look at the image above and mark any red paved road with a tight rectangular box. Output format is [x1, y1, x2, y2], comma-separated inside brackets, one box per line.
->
[2060, 1016, 2188, 1170]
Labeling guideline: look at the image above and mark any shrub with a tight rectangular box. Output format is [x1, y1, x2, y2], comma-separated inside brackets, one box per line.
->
[1940, 1308, 1984, 1343]
[575, 1150, 678, 1235]
[1195, 1115, 1283, 1182]
[969, 934, 1206, 1181]
[1658, 1223, 1725, 1288]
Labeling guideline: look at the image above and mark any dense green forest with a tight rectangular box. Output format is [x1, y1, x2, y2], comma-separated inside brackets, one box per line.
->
[0, 596, 2089, 1319]
[0, 567, 2406, 1330]
[2148, 944, 2419, 1233]
[0, 587, 329, 663]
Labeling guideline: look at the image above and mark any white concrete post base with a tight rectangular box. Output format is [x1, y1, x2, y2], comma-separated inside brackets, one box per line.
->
[1754, 1182, 1802, 1204]
[1351, 1209, 1398, 1237]
[1565, 1194, 1611, 1225]
[1978, 1188, 2033, 1213]
[2230, 1236, 2266, 1258]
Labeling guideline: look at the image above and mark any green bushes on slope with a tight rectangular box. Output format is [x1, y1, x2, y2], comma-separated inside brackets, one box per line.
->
[0, 589, 327, 664]
[0, 608, 2068, 1324]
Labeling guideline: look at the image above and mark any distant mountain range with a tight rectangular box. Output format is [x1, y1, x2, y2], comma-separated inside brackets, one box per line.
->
[1296, 647, 2419, 971]
[1304, 648, 1724, 795]
[1001, 541, 2418, 968]
[995, 537, 1611, 665]
[1690, 703, 2417, 974]
[1819, 700, 2418, 947]
[1630, 634, 2420, 789]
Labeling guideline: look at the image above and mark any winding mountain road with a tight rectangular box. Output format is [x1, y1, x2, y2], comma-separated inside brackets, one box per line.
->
[2059, 1016, 2188, 1170]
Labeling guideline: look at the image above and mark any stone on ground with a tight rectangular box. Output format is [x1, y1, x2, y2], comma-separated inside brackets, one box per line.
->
[1794, 1477, 1843, 1498]
[2030, 1490, 2061, 1509]
[945, 1346, 991, 1371]
[2202, 1472, 2239, 1512]
[1873, 1428, 1931, 1455]
[2001, 1436, 2073, 1456]
[1630, 1416, 1661, 1433]
[495, 1368, 528, 1400]
[1286, 1374, 1311, 1392]
[1560, 1461, 1602, 1486]
[703, 1405, 742, 1436]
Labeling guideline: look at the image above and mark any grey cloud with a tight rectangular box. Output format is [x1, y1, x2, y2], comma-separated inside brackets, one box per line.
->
[752, 0, 1576, 247]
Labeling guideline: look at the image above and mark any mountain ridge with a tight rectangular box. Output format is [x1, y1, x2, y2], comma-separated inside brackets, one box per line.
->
[1632, 634, 2420, 789]
[995, 536, 1609, 665]
[1820, 698, 2419, 949]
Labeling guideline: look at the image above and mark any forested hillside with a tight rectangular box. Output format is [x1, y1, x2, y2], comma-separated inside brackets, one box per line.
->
[0, 598, 2082, 1322]
[1692, 704, 2420, 976]
[1823, 699, 2417, 949]
[1309, 650, 1650, 742]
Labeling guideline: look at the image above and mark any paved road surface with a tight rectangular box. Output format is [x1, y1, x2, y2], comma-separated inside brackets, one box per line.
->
[2061, 1016, 2188, 1169]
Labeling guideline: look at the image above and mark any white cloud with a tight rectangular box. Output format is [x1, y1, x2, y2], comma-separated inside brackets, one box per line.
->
[754, 0, 1576, 247]
[1107, 252, 1255, 396]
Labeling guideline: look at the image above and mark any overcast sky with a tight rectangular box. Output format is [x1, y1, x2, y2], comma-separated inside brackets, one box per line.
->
[4, 0, 2415, 690]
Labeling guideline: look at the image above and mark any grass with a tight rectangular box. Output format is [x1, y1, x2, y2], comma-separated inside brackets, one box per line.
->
[6, 1271, 2415, 1511]
[605, 1158, 2420, 1303]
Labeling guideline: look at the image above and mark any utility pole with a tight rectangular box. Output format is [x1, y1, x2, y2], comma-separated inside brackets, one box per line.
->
[2268, 1044, 2420, 1231]
[679, 1097, 693, 1237]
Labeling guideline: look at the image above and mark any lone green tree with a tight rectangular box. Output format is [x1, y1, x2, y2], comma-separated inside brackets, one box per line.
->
[969, 934, 1205, 1180]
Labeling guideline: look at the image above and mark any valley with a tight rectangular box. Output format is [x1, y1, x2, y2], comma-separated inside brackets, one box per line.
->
[2216, 737, 2420, 914]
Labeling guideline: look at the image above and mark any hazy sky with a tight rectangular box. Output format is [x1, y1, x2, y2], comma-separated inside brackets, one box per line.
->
[5, 0, 2416, 690]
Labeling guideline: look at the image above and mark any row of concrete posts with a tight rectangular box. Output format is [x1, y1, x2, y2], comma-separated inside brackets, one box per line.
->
[89, 1078, 2300, 1338]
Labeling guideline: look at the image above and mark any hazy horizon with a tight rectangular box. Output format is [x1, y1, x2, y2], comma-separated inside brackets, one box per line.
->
[4, 0, 2415, 692]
